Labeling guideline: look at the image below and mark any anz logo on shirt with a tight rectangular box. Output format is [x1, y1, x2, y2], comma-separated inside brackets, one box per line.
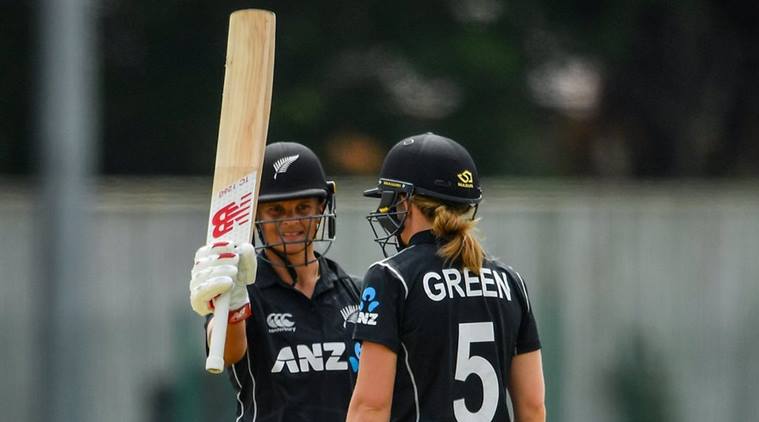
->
[356, 287, 380, 326]
[271, 342, 347, 373]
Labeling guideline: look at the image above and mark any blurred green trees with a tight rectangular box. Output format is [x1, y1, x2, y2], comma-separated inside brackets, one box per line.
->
[1, 0, 757, 177]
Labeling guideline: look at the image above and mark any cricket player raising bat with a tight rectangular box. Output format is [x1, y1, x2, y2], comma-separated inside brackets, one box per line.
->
[190, 142, 362, 421]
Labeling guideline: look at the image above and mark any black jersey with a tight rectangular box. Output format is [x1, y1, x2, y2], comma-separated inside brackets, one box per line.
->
[352, 230, 541, 422]
[226, 254, 361, 422]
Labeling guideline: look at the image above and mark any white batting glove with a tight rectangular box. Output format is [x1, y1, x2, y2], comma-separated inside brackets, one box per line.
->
[189, 241, 257, 317]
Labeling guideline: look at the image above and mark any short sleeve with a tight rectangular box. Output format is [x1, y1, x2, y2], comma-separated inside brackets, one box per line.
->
[510, 269, 541, 354]
[352, 263, 406, 353]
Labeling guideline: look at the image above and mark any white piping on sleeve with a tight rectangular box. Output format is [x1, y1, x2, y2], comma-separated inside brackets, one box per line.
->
[376, 261, 408, 298]
[510, 267, 531, 312]
[401, 342, 420, 422]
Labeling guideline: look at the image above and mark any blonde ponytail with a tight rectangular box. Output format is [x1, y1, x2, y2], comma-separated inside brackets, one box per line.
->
[412, 195, 484, 274]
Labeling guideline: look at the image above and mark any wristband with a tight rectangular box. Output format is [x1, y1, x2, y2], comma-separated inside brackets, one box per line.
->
[228, 303, 252, 324]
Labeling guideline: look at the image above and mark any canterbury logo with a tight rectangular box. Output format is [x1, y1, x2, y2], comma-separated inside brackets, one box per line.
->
[273, 154, 300, 179]
[457, 170, 473, 184]
[266, 313, 296, 333]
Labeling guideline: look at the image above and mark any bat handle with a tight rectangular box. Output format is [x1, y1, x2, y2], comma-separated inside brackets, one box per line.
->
[206, 291, 231, 374]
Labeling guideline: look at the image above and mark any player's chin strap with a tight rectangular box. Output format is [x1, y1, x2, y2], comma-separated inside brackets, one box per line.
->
[267, 247, 306, 287]
[255, 221, 319, 287]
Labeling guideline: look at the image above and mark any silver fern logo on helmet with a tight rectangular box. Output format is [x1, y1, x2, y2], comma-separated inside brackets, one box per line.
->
[273, 154, 300, 179]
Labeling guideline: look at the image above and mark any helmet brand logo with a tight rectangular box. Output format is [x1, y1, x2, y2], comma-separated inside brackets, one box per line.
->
[457, 170, 474, 188]
[381, 180, 403, 188]
[273, 154, 300, 179]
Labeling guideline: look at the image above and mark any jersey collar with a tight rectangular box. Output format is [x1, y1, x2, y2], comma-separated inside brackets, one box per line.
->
[255, 253, 337, 294]
[408, 229, 437, 245]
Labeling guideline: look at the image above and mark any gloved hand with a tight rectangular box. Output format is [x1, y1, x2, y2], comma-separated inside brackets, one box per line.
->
[190, 241, 257, 318]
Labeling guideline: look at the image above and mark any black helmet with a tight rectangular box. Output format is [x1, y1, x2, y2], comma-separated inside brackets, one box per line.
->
[364, 133, 481, 256]
[255, 142, 336, 268]
[259, 142, 332, 202]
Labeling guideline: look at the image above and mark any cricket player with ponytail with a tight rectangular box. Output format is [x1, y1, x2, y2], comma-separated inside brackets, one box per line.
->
[347, 133, 546, 422]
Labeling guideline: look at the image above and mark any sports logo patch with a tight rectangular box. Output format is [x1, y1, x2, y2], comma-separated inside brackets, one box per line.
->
[271, 342, 348, 373]
[266, 313, 296, 333]
[273, 154, 300, 179]
[340, 304, 359, 328]
[456, 170, 474, 188]
[349, 341, 362, 373]
[357, 287, 380, 326]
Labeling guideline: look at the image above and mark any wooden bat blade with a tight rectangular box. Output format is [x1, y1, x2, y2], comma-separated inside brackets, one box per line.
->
[205, 9, 275, 374]
[211, 9, 275, 193]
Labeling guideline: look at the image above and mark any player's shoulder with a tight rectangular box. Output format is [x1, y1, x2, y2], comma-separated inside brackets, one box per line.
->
[372, 243, 435, 272]
[485, 256, 534, 308]
[366, 245, 418, 276]
[484, 256, 522, 279]
[362, 246, 429, 297]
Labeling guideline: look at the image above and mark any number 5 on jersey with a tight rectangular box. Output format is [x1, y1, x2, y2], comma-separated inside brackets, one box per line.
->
[454, 322, 498, 421]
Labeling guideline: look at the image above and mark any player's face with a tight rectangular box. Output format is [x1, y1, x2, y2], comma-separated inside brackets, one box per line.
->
[257, 197, 324, 255]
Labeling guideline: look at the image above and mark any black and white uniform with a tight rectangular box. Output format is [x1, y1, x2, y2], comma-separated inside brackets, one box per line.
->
[352, 230, 541, 422]
[226, 254, 361, 422]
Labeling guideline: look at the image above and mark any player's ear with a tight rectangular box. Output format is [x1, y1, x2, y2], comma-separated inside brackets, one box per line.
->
[397, 193, 409, 211]
[407, 200, 427, 223]
[400, 197, 414, 220]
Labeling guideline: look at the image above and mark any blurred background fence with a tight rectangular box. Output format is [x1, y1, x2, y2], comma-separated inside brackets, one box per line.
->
[1, 177, 758, 421]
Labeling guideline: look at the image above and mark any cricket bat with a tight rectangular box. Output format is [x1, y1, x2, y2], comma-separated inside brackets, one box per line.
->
[205, 9, 275, 374]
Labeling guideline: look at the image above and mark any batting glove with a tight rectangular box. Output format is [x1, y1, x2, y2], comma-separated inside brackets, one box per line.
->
[190, 241, 257, 320]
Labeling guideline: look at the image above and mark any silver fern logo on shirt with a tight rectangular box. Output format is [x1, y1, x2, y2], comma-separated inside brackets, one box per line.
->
[272, 154, 300, 179]
[340, 304, 360, 328]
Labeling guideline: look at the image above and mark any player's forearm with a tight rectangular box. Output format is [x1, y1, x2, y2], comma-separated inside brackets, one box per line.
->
[514, 404, 546, 422]
[509, 350, 545, 422]
[207, 317, 248, 365]
[346, 401, 391, 422]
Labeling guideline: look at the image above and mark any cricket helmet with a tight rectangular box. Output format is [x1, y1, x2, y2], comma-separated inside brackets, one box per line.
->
[255, 142, 336, 266]
[259, 142, 332, 202]
[364, 133, 481, 256]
